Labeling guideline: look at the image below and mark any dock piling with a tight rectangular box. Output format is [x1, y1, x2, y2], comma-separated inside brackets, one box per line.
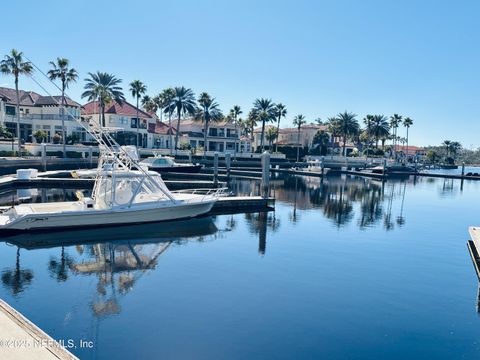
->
[462, 162, 465, 177]
[89, 146, 93, 168]
[261, 151, 270, 198]
[41, 144, 47, 172]
[214, 152, 219, 185]
[225, 152, 231, 179]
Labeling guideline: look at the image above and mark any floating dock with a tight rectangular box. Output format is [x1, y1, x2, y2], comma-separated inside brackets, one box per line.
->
[0, 299, 77, 359]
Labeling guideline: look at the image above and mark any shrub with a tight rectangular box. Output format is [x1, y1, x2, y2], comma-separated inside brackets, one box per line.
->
[52, 133, 62, 144]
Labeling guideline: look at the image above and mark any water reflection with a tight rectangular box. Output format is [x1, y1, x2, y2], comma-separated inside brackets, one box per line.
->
[268, 175, 449, 230]
[244, 212, 280, 255]
[3, 217, 217, 318]
[1, 247, 34, 296]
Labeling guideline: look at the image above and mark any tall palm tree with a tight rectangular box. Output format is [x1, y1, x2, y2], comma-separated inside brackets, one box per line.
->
[273, 103, 287, 153]
[363, 114, 374, 150]
[165, 87, 196, 153]
[0, 49, 33, 157]
[129, 80, 147, 148]
[403, 117, 413, 157]
[246, 110, 258, 141]
[335, 111, 359, 157]
[196, 92, 223, 157]
[253, 98, 275, 152]
[372, 115, 390, 149]
[159, 88, 176, 154]
[389, 114, 402, 159]
[82, 72, 125, 128]
[229, 105, 242, 158]
[293, 114, 307, 162]
[47, 57, 78, 158]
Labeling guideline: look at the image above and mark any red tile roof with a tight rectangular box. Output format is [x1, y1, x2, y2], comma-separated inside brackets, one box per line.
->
[82, 100, 152, 118]
[149, 121, 178, 135]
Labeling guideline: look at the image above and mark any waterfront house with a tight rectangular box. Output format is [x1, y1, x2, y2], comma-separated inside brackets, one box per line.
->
[82, 100, 156, 148]
[176, 119, 252, 153]
[0, 87, 83, 143]
[394, 145, 426, 161]
[253, 124, 331, 152]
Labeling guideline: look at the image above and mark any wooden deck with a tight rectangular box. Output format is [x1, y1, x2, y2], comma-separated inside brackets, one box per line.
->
[0, 299, 77, 359]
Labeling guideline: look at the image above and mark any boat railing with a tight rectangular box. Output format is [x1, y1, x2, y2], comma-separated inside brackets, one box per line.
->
[172, 187, 230, 200]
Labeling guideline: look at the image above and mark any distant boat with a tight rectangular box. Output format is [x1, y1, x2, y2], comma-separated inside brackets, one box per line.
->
[370, 163, 416, 174]
[140, 155, 203, 173]
[439, 164, 459, 169]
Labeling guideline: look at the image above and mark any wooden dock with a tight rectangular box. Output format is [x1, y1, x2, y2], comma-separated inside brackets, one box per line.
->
[0, 175, 221, 192]
[210, 196, 274, 214]
[0, 299, 78, 359]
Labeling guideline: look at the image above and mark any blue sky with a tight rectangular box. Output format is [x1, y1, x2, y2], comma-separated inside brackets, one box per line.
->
[1, 0, 479, 147]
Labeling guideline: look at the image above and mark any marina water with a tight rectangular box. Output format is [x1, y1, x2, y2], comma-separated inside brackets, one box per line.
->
[1, 173, 480, 359]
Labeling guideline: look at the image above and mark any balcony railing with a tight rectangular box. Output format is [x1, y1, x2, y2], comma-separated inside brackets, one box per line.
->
[3, 114, 80, 121]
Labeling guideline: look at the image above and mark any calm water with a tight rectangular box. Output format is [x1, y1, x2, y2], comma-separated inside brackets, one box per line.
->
[1, 174, 480, 359]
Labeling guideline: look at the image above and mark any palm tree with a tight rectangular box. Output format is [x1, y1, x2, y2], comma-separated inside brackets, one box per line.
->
[229, 105, 242, 158]
[246, 110, 258, 141]
[266, 127, 278, 149]
[363, 115, 374, 150]
[165, 87, 196, 153]
[442, 140, 452, 159]
[403, 117, 413, 158]
[196, 92, 223, 157]
[142, 95, 158, 114]
[253, 98, 275, 152]
[293, 114, 307, 162]
[389, 114, 402, 158]
[129, 80, 147, 148]
[159, 88, 176, 154]
[82, 72, 125, 128]
[273, 103, 287, 153]
[333, 111, 359, 157]
[47, 57, 78, 158]
[0, 49, 33, 157]
[372, 115, 390, 149]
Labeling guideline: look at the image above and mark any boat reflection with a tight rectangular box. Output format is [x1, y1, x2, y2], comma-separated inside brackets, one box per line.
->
[4, 216, 218, 250]
[2, 217, 218, 318]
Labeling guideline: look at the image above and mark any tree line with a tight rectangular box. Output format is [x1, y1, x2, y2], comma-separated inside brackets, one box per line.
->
[2, 48, 417, 160]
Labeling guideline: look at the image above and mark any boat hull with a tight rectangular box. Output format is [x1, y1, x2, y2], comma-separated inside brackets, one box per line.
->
[1, 199, 215, 232]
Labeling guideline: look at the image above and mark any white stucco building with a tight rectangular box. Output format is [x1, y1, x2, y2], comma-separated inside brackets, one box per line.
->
[0, 87, 84, 143]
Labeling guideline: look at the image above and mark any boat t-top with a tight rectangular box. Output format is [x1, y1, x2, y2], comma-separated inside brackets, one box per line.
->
[0, 119, 221, 232]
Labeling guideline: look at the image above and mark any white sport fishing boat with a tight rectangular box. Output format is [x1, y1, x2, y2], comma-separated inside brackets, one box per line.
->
[0, 123, 220, 232]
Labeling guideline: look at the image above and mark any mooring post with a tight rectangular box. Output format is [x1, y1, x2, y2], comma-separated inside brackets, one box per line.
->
[188, 152, 192, 164]
[321, 156, 325, 176]
[41, 144, 47, 172]
[89, 146, 93, 168]
[225, 152, 231, 179]
[383, 158, 387, 175]
[214, 152, 219, 185]
[261, 151, 270, 198]
[462, 162, 465, 177]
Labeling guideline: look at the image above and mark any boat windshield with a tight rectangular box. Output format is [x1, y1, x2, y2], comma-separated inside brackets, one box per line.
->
[94, 172, 174, 208]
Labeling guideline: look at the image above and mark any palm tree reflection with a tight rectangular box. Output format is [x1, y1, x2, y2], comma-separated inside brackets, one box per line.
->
[1, 247, 34, 296]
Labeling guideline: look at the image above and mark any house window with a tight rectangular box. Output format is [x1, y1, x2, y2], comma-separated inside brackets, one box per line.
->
[209, 128, 218, 136]
[5, 105, 15, 116]
[131, 118, 138, 128]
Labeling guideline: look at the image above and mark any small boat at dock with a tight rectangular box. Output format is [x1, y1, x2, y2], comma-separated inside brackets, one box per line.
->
[139, 155, 203, 173]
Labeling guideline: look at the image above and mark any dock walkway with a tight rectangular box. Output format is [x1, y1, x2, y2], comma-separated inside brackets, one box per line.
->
[0, 299, 77, 359]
